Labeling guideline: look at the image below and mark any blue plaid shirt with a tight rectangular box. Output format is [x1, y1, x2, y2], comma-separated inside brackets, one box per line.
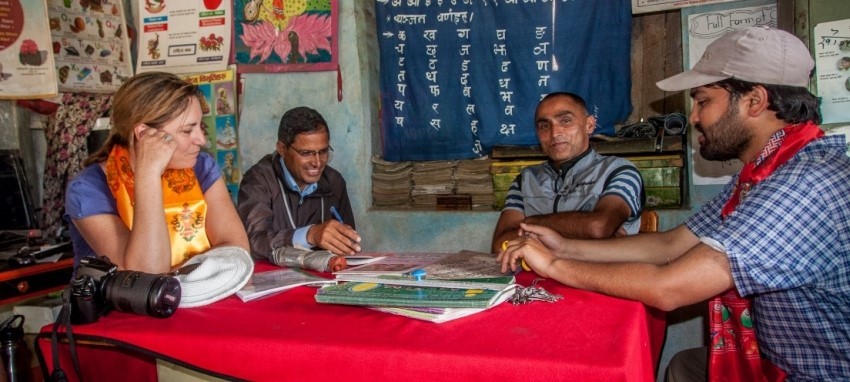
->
[687, 135, 850, 380]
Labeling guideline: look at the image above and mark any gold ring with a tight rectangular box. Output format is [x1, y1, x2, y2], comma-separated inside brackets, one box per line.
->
[163, 134, 173, 142]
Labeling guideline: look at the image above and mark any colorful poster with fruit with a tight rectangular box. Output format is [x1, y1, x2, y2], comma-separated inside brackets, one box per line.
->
[234, 0, 338, 73]
[181, 66, 241, 204]
[135, 0, 231, 75]
[46, 0, 133, 93]
[0, 0, 58, 99]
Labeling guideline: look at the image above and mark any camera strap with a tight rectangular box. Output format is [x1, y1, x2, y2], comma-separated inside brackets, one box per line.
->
[49, 287, 82, 382]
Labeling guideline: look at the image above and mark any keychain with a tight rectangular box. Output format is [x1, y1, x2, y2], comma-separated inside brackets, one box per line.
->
[510, 278, 563, 305]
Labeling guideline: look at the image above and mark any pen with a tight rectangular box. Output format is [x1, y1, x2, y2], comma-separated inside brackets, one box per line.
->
[329, 206, 344, 223]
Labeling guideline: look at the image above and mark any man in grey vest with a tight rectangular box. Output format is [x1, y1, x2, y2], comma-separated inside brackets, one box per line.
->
[490, 92, 643, 253]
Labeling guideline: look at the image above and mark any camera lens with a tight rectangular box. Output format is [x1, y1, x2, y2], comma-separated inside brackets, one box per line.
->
[103, 271, 181, 318]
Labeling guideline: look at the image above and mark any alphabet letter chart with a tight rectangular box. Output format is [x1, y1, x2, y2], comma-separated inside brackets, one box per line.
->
[377, 0, 632, 161]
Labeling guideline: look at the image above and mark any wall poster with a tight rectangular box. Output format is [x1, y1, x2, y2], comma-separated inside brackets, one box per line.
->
[681, 0, 776, 185]
[233, 0, 338, 73]
[46, 0, 133, 93]
[632, 0, 742, 15]
[0, 0, 58, 99]
[181, 66, 241, 204]
[814, 19, 850, 126]
[136, 0, 232, 74]
[377, 0, 633, 161]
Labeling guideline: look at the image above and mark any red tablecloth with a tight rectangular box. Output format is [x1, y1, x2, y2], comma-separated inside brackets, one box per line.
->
[37, 263, 665, 382]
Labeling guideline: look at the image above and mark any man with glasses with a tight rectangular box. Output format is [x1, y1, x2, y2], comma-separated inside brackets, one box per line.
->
[238, 107, 360, 265]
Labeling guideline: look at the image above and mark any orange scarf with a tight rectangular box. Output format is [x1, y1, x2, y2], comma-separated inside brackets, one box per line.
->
[709, 122, 823, 382]
[105, 145, 211, 266]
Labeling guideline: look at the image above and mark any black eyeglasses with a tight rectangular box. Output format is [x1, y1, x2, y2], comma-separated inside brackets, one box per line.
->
[287, 145, 333, 159]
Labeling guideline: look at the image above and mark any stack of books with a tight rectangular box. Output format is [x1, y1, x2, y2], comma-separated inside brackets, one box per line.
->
[454, 158, 495, 210]
[371, 156, 498, 211]
[411, 161, 457, 208]
[233, 254, 385, 302]
[316, 251, 517, 323]
[236, 268, 336, 302]
[371, 156, 413, 208]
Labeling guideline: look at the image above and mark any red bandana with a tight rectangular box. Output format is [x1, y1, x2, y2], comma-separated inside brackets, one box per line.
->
[708, 121, 823, 382]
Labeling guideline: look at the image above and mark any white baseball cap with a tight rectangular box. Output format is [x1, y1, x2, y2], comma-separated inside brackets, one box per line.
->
[657, 26, 814, 91]
[174, 246, 254, 308]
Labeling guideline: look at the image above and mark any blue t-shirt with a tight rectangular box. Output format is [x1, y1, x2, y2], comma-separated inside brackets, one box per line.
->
[686, 135, 850, 380]
[64, 152, 221, 266]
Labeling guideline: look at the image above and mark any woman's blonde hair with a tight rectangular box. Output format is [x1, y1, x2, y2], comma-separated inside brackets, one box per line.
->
[86, 71, 201, 166]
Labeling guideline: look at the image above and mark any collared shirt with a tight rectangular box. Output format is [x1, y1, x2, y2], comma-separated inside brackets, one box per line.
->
[279, 157, 318, 249]
[686, 135, 850, 380]
[503, 149, 643, 234]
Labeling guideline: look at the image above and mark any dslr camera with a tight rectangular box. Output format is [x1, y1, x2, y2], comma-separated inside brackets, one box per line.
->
[70, 256, 181, 324]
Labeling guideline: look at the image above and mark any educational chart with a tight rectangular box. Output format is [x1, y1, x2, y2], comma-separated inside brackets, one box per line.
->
[682, 1, 776, 185]
[631, 0, 740, 14]
[181, 66, 241, 203]
[46, 0, 133, 93]
[376, 0, 633, 161]
[814, 19, 850, 125]
[136, 0, 231, 74]
[0, 0, 58, 99]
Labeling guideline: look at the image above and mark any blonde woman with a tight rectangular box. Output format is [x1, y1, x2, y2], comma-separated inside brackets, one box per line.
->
[65, 71, 248, 274]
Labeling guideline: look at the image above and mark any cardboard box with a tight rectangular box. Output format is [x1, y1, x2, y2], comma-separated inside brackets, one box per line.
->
[13, 296, 63, 333]
[490, 160, 543, 209]
[436, 195, 472, 210]
[626, 154, 684, 209]
[489, 154, 685, 210]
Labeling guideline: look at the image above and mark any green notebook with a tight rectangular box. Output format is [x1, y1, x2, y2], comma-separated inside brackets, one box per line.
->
[315, 282, 517, 309]
[332, 275, 515, 291]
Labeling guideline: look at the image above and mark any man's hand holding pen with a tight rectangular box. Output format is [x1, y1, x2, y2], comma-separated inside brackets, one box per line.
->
[306, 206, 361, 256]
[307, 220, 361, 256]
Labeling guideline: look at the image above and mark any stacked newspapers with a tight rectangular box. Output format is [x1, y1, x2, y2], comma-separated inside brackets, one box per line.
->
[411, 160, 456, 208]
[454, 158, 494, 210]
[371, 156, 413, 208]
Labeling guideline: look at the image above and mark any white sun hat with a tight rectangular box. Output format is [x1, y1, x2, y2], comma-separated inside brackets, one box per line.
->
[657, 26, 814, 91]
[174, 246, 254, 308]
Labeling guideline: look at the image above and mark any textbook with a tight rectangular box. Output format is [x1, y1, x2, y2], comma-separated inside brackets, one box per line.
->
[314, 282, 517, 309]
[370, 290, 515, 323]
[237, 268, 336, 302]
[420, 250, 511, 279]
[344, 254, 387, 267]
[333, 275, 515, 291]
[335, 250, 514, 289]
[334, 252, 452, 276]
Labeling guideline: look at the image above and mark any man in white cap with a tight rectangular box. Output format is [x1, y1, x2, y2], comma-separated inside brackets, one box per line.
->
[498, 26, 850, 381]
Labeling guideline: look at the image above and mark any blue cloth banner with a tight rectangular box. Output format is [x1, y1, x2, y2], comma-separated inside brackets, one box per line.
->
[377, 0, 632, 161]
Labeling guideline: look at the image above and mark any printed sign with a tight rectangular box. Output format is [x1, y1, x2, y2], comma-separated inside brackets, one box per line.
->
[136, 0, 231, 74]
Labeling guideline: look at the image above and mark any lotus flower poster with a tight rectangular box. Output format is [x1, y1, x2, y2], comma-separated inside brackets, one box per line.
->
[234, 0, 338, 73]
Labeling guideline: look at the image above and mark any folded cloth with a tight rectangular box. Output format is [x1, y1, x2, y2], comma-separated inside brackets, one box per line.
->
[174, 246, 254, 308]
[271, 247, 347, 272]
[616, 121, 657, 139]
